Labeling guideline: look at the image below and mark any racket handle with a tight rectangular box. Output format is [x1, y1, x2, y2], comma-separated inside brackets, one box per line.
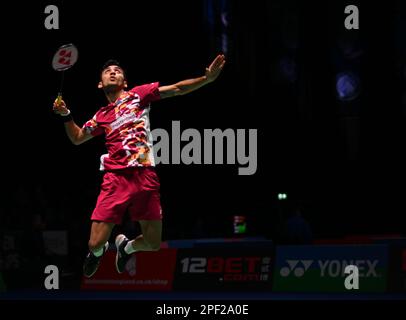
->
[56, 93, 62, 106]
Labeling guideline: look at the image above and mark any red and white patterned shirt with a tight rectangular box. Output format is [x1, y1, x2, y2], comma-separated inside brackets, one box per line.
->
[82, 82, 161, 171]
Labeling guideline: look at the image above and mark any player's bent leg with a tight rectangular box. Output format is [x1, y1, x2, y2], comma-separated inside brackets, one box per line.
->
[88, 221, 115, 251]
[83, 221, 115, 278]
[139, 220, 162, 251]
[115, 220, 162, 274]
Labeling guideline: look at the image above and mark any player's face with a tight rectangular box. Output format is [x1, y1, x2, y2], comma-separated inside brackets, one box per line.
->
[98, 65, 127, 90]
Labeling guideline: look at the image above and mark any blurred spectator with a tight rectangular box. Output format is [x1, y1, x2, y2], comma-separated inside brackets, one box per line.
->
[280, 206, 313, 244]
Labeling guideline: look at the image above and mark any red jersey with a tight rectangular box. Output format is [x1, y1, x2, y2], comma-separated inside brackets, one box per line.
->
[83, 82, 161, 171]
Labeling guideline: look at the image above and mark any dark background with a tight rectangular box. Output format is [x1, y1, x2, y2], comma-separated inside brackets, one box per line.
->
[0, 0, 405, 284]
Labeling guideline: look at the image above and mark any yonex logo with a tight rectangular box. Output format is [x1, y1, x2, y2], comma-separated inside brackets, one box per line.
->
[280, 260, 313, 277]
[279, 259, 380, 278]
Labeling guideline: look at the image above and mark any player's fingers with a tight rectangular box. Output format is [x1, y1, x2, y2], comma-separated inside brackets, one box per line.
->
[210, 56, 221, 69]
[54, 96, 65, 103]
[214, 62, 223, 72]
[53, 103, 66, 113]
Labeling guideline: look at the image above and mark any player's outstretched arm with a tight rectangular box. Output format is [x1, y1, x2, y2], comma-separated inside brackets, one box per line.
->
[158, 54, 226, 99]
[53, 99, 93, 146]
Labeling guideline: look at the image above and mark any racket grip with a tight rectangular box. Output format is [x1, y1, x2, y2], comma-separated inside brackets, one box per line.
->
[56, 93, 62, 106]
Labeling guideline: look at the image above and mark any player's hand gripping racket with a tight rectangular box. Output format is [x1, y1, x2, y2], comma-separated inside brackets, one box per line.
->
[52, 43, 78, 106]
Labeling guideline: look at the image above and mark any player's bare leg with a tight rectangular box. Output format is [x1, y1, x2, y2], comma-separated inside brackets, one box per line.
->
[115, 220, 162, 273]
[83, 221, 115, 278]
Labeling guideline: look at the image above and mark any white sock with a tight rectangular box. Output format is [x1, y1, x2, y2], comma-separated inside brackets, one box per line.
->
[92, 242, 108, 257]
[124, 240, 136, 254]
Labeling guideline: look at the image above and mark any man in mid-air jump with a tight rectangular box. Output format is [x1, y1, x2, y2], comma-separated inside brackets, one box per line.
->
[53, 54, 226, 277]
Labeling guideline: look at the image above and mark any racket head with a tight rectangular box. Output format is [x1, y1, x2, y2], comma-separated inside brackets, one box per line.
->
[52, 43, 79, 71]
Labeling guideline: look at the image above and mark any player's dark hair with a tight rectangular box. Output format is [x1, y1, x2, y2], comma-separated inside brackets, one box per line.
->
[101, 59, 127, 79]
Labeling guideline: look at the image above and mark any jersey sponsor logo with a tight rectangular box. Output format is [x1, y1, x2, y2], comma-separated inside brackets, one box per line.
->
[110, 112, 137, 132]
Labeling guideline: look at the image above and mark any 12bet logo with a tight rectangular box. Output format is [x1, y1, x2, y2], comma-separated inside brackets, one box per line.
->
[180, 256, 271, 282]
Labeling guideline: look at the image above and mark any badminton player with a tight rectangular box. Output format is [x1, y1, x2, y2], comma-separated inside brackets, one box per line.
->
[52, 54, 226, 277]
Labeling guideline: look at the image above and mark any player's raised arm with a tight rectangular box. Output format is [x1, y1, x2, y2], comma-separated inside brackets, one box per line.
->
[158, 54, 226, 99]
[53, 99, 93, 145]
